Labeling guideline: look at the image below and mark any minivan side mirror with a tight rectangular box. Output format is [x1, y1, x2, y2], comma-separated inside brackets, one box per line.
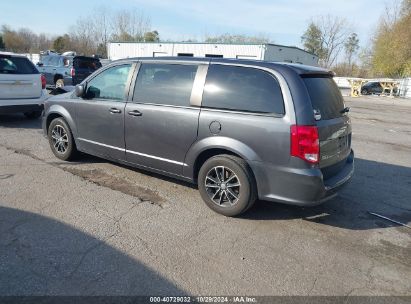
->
[37, 62, 43, 67]
[75, 84, 85, 98]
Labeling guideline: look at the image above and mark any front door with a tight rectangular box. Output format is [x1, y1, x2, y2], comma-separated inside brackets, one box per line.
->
[76, 63, 133, 160]
[125, 62, 202, 176]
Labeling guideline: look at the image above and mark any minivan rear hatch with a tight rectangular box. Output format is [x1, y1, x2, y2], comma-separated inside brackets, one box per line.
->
[72, 56, 102, 85]
[303, 76, 352, 175]
[0, 55, 42, 99]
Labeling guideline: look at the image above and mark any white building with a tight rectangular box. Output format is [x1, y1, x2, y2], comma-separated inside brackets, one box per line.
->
[107, 42, 319, 66]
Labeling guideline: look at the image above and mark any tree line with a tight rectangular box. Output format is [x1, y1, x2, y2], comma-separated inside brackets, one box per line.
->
[0, 7, 160, 58]
[301, 0, 411, 78]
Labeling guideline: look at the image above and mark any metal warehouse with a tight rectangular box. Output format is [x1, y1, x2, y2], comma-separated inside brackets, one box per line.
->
[107, 42, 319, 66]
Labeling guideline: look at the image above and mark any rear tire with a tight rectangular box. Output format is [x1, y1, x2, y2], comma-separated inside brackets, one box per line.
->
[361, 89, 368, 95]
[198, 155, 257, 217]
[24, 111, 42, 119]
[47, 117, 77, 161]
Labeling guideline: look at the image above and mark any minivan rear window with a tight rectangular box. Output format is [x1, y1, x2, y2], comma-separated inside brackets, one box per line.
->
[0, 56, 39, 74]
[74, 58, 102, 70]
[303, 77, 344, 120]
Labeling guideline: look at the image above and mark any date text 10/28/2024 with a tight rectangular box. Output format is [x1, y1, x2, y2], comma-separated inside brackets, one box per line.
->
[150, 296, 257, 303]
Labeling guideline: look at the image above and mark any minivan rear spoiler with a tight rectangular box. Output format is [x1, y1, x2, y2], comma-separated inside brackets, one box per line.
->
[300, 72, 335, 78]
[280, 63, 335, 78]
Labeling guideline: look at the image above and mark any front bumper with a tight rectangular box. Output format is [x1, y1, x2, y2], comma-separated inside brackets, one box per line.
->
[250, 150, 354, 206]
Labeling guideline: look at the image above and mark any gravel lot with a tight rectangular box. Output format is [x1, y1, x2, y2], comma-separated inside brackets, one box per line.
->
[0, 96, 410, 296]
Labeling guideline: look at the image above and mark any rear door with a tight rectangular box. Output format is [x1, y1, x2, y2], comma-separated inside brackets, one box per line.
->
[73, 57, 102, 85]
[124, 62, 202, 175]
[0, 55, 42, 101]
[303, 77, 352, 171]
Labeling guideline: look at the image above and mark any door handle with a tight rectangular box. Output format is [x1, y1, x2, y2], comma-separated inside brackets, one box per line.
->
[128, 110, 142, 116]
[109, 108, 121, 114]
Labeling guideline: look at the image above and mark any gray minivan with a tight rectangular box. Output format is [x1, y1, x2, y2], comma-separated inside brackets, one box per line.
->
[42, 57, 354, 216]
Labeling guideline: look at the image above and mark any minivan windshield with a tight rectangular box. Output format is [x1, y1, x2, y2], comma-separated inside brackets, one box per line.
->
[303, 77, 345, 120]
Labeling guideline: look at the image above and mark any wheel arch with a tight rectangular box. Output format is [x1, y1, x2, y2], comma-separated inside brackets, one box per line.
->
[184, 137, 261, 182]
[45, 105, 78, 140]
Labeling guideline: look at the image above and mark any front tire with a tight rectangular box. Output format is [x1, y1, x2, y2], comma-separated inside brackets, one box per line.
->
[48, 118, 77, 161]
[198, 155, 257, 217]
[361, 89, 368, 95]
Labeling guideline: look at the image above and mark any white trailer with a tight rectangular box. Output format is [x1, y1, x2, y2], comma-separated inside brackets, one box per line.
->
[107, 42, 318, 66]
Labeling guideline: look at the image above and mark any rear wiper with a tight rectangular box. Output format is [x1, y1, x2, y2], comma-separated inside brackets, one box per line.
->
[340, 107, 350, 114]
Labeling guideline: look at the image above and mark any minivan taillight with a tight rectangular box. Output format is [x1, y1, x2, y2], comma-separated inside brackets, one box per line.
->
[41, 74, 46, 89]
[71, 68, 75, 77]
[290, 125, 319, 164]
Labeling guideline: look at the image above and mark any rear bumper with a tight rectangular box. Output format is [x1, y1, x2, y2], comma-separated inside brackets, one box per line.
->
[0, 104, 44, 114]
[250, 150, 354, 206]
[0, 91, 47, 114]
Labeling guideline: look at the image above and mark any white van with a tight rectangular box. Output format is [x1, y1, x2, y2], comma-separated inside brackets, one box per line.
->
[0, 52, 48, 118]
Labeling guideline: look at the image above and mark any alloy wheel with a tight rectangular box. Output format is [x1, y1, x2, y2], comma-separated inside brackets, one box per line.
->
[51, 125, 69, 154]
[205, 166, 241, 207]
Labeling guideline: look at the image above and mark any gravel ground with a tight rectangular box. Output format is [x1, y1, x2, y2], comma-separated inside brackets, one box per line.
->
[0, 96, 410, 296]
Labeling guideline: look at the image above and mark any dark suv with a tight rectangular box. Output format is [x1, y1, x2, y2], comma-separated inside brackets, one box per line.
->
[361, 81, 398, 95]
[37, 53, 102, 88]
[42, 57, 354, 216]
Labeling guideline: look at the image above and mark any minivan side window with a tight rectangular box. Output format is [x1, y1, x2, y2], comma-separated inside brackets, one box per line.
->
[133, 63, 198, 107]
[85, 64, 132, 101]
[202, 65, 285, 114]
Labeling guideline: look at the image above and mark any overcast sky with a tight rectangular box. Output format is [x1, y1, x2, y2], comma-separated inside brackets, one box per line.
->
[2, 0, 387, 48]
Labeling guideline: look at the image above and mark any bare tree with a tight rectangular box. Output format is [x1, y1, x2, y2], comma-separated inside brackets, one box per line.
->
[1, 25, 41, 53]
[301, 15, 351, 68]
[316, 15, 350, 68]
[91, 6, 112, 57]
[110, 9, 151, 42]
[1, 24, 53, 53]
[1, 6, 154, 56]
[380, 0, 403, 29]
[36, 33, 53, 51]
[131, 10, 151, 40]
[69, 17, 97, 55]
[93, 6, 111, 48]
